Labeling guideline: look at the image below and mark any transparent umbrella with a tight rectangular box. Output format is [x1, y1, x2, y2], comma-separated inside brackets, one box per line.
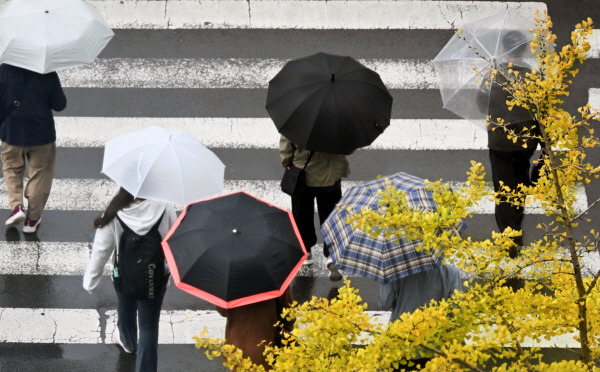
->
[433, 10, 538, 126]
[0, 0, 114, 73]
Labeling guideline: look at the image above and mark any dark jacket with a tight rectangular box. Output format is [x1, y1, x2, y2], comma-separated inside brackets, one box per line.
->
[479, 63, 540, 152]
[0, 64, 66, 146]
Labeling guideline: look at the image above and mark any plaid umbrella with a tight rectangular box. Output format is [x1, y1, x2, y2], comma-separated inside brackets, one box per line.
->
[321, 172, 463, 284]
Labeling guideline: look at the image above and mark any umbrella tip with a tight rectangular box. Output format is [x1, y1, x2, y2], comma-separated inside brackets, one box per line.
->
[374, 122, 383, 133]
[331, 73, 335, 82]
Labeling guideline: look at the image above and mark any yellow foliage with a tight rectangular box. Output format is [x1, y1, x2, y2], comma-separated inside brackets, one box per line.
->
[195, 14, 600, 371]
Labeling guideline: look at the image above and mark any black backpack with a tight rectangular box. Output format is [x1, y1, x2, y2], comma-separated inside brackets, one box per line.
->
[113, 212, 168, 300]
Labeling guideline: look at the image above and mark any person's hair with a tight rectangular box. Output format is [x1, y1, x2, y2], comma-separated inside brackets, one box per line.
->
[94, 187, 134, 228]
[502, 30, 527, 57]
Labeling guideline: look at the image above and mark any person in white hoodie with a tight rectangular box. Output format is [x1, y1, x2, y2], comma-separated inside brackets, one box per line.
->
[83, 187, 177, 372]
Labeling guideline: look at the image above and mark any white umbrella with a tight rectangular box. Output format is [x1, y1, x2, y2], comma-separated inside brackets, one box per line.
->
[102, 126, 226, 206]
[433, 10, 538, 126]
[0, 0, 114, 73]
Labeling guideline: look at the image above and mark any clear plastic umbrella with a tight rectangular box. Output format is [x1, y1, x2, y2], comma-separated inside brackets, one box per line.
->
[0, 0, 114, 73]
[102, 126, 225, 206]
[433, 10, 537, 125]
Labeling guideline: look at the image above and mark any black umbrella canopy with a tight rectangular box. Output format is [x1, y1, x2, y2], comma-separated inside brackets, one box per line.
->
[266, 52, 393, 154]
[163, 191, 306, 307]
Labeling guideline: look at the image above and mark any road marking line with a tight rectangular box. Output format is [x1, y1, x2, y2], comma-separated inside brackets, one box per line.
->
[589, 29, 599, 58]
[590, 88, 600, 112]
[0, 307, 579, 347]
[55, 117, 489, 150]
[59, 58, 436, 89]
[2, 241, 599, 279]
[70, 1, 547, 30]
[0, 179, 589, 214]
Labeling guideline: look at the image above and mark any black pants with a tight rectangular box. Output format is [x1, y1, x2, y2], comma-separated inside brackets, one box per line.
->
[489, 148, 536, 245]
[291, 179, 342, 257]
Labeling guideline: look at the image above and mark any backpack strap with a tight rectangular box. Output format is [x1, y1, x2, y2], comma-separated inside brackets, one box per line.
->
[302, 151, 314, 172]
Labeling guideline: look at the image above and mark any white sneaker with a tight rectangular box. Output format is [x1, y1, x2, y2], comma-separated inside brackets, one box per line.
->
[114, 327, 134, 354]
[303, 253, 313, 266]
[327, 257, 343, 281]
[5, 205, 26, 226]
[22, 218, 41, 234]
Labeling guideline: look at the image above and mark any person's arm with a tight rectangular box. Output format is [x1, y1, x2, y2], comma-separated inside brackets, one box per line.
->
[378, 282, 396, 310]
[279, 135, 295, 167]
[83, 224, 116, 294]
[49, 72, 66, 112]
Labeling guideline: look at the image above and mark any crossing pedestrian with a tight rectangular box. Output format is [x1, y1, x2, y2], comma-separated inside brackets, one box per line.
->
[480, 31, 541, 257]
[279, 135, 348, 281]
[83, 187, 177, 372]
[216, 287, 295, 370]
[0, 63, 67, 233]
[378, 263, 463, 370]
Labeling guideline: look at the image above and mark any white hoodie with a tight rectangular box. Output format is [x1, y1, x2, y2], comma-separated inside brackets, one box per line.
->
[83, 199, 177, 294]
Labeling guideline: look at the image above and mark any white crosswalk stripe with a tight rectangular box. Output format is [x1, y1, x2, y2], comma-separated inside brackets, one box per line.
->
[0, 307, 581, 347]
[0, 0, 597, 365]
[55, 117, 491, 149]
[88, 1, 547, 30]
[59, 58, 437, 89]
[0, 178, 590, 214]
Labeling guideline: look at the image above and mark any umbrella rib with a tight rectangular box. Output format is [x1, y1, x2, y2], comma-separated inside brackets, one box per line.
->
[276, 85, 328, 135]
[168, 144, 187, 204]
[266, 80, 327, 108]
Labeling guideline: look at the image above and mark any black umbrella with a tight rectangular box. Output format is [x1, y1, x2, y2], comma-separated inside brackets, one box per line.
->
[266, 52, 393, 154]
[161, 191, 307, 309]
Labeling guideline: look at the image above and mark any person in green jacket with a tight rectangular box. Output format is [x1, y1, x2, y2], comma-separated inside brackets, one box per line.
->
[279, 135, 349, 281]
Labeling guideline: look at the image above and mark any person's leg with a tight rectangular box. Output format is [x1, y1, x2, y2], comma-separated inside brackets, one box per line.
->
[489, 150, 523, 233]
[115, 290, 138, 353]
[514, 148, 536, 187]
[314, 180, 342, 258]
[135, 295, 164, 372]
[291, 186, 317, 257]
[1, 143, 26, 212]
[24, 142, 56, 220]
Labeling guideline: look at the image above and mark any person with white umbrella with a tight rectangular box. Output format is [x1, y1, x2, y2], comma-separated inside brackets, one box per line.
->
[84, 126, 224, 371]
[0, 63, 66, 232]
[0, 0, 114, 232]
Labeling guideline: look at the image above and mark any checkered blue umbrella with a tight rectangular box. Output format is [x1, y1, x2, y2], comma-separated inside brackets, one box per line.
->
[321, 172, 463, 284]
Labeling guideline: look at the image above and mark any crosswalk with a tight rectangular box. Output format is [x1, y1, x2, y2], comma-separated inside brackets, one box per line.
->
[0, 0, 598, 369]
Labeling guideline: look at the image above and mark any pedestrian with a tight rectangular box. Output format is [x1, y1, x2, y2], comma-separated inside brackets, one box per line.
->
[481, 30, 541, 257]
[0, 63, 67, 233]
[279, 135, 348, 281]
[216, 287, 295, 370]
[83, 187, 177, 372]
[378, 263, 463, 370]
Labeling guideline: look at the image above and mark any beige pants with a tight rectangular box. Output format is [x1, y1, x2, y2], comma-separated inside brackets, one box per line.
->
[1, 142, 56, 220]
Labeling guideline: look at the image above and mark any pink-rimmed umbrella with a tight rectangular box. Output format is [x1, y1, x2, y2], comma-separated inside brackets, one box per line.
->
[161, 191, 307, 309]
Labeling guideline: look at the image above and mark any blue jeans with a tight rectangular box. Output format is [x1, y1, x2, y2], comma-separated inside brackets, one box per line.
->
[116, 290, 164, 372]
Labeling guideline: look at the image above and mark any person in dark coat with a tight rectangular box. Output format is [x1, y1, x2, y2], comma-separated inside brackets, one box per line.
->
[480, 31, 541, 257]
[0, 63, 66, 233]
[279, 135, 348, 281]
[217, 287, 295, 370]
